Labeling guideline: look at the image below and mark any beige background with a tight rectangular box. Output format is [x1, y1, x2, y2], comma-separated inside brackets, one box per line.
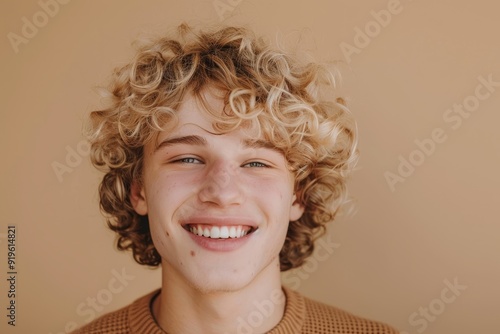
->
[1, 0, 499, 333]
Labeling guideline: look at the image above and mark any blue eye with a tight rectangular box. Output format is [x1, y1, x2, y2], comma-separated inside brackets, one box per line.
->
[244, 161, 268, 168]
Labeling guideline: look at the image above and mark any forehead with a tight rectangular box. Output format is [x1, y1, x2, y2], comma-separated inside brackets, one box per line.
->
[174, 89, 223, 133]
[150, 88, 259, 151]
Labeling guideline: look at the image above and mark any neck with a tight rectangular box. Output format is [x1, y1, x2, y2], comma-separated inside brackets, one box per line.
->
[153, 260, 286, 334]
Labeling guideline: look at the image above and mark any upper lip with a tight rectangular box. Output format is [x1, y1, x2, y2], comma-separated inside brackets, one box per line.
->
[181, 216, 258, 228]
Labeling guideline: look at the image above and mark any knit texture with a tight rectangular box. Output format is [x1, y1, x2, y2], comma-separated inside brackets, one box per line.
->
[72, 287, 398, 333]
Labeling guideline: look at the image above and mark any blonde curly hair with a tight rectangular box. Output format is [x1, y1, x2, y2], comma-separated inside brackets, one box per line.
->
[86, 24, 358, 271]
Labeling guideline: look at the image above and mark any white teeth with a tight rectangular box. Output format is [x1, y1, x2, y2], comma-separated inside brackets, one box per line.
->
[219, 226, 229, 238]
[229, 226, 236, 238]
[188, 225, 251, 239]
[211, 226, 220, 238]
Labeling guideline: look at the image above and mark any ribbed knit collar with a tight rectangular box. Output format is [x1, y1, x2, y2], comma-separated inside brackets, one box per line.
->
[127, 286, 305, 333]
[128, 289, 164, 334]
[269, 286, 305, 333]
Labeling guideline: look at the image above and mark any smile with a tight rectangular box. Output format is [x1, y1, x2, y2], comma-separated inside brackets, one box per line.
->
[185, 225, 255, 239]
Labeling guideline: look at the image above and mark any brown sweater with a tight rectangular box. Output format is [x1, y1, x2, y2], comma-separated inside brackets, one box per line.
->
[72, 286, 398, 333]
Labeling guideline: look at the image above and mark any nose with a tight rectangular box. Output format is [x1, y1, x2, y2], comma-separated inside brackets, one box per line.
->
[198, 160, 244, 206]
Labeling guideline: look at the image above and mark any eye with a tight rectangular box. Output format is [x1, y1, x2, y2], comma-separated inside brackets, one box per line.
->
[243, 161, 268, 168]
[174, 157, 203, 164]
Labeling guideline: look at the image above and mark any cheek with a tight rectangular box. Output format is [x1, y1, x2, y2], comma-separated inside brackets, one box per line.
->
[151, 171, 202, 197]
[249, 178, 294, 217]
[146, 173, 197, 220]
[250, 172, 293, 197]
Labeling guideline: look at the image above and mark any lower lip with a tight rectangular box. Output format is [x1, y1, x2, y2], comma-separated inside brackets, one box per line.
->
[186, 229, 253, 252]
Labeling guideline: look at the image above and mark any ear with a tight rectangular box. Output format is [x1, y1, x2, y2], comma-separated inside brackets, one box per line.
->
[289, 194, 305, 221]
[130, 180, 148, 215]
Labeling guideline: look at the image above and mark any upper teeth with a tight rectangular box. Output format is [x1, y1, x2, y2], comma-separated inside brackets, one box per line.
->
[188, 225, 249, 239]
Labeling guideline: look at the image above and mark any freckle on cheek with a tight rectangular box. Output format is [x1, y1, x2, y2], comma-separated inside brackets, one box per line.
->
[166, 232, 170, 237]
[190, 250, 195, 257]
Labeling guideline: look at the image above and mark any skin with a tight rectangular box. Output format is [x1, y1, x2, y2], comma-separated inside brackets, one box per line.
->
[130, 87, 304, 333]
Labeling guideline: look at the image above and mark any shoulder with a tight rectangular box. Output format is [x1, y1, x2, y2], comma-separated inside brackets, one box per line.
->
[70, 304, 130, 334]
[70, 289, 161, 334]
[302, 296, 398, 333]
[283, 287, 399, 334]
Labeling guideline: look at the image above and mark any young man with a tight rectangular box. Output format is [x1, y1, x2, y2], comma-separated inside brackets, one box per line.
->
[74, 24, 398, 333]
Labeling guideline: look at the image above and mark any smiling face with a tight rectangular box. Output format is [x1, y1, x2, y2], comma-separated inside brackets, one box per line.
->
[130, 88, 304, 293]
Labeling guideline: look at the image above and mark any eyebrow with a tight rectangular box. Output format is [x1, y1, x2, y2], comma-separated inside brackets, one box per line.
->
[242, 139, 284, 155]
[154, 135, 283, 155]
[155, 135, 208, 153]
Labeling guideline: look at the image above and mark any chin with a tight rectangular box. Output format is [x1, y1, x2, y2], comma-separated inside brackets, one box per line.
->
[188, 280, 250, 294]
[188, 269, 257, 295]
